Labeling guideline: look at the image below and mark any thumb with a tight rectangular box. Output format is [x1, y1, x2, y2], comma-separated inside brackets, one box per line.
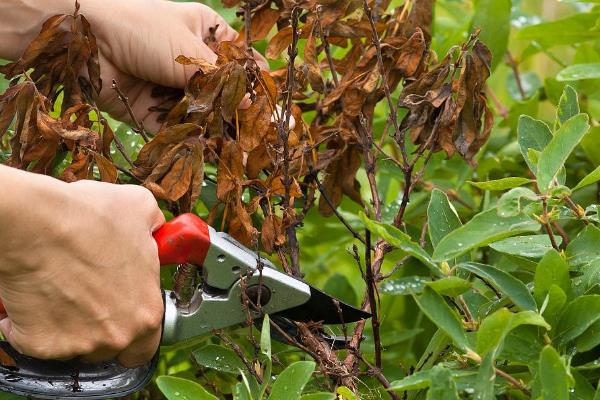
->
[0, 318, 19, 352]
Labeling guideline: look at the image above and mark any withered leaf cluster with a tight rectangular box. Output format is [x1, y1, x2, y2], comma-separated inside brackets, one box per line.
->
[0, 3, 114, 182]
[0, 0, 492, 254]
[399, 34, 493, 163]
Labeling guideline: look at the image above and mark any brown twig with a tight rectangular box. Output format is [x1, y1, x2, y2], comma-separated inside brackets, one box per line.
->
[354, 351, 400, 400]
[495, 367, 531, 396]
[541, 199, 560, 251]
[364, 230, 382, 368]
[280, 7, 301, 277]
[111, 80, 149, 143]
[310, 166, 366, 243]
[506, 52, 526, 100]
[315, 5, 338, 87]
[363, 0, 408, 167]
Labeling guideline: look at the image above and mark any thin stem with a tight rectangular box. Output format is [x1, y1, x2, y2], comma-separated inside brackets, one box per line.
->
[542, 199, 560, 251]
[111, 80, 149, 143]
[506, 52, 526, 100]
[365, 230, 382, 368]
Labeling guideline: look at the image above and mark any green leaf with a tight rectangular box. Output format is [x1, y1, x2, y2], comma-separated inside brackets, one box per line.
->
[497, 187, 539, 217]
[156, 376, 218, 400]
[261, 315, 271, 359]
[576, 318, 600, 352]
[457, 262, 537, 311]
[573, 165, 600, 191]
[539, 346, 570, 400]
[557, 63, 600, 81]
[380, 276, 429, 295]
[193, 345, 246, 374]
[433, 208, 539, 262]
[534, 250, 571, 306]
[426, 364, 459, 400]
[557, 85, 580, 125]
[389, 369, 433, 391]
[489, 235, 560, 258]
[536, 114, 590, 192]
[471, 0, 511, 71]
[360, 212, 440, 275]
[555, 295, 600, 345]
[425, 277, 471, 296]
[516, 12, 600, 48]
[427, 189, 462, 247]
[269, 361, 315, 400]
[468, 177, 532, 191]
[542, 284, 567, 328]
[476, 308, 513, 357]
[413, 287, 471, 352]
[517, 114, 552, 173]
[301, 394, 336, 400]
[474, 353, 496, 400]
[476, 308, 549, 357]
[335, 387, 356, 400]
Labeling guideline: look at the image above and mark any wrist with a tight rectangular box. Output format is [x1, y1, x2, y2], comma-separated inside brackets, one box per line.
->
[0, 0, 104, 61]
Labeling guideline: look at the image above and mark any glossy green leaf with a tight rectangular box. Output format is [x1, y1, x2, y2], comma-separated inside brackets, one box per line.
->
[517, 115, 552, 173]
[557, 63, 600, 81]
[489, 235, 560, 258]
[425, 277, 471, 296]
[474, 353, 496, 400]
[536, 114, 590, 192]
[269, 361, 315, 400]
[426, 364, 459, 400]
[457, 262, 537, 311]
[389, 369, 433, 391]
[497, 187, 539, 217]
[468, 177, 532, 191]
[380, 276, 429, 295]
[261, 315, 271, 359]
[539, 346, 570, 400]
[336, 386, 357, 400]
[433, 208, 539, 262]
[301, 394, 336, 400]
[471, 0, 511, 71]
[516, 12, 600, 48]
[193, 345, 246, 374]
[557, 85, 580, 125]
[573, 165, 600, 191]
[427, 189, 462, 247]
[157, 376, 218, 400]
[555, 295, 600, 345]
[576, 318, 600, 352]
[534, 250, 571, 306]
[477, 308, 549, 357]
[413, 287, 471, 352]
[566, 224, 600, 268]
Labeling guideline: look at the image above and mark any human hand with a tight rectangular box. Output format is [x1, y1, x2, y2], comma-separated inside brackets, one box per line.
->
[0, 0, 268, 132]
[0, 166, 165, 367]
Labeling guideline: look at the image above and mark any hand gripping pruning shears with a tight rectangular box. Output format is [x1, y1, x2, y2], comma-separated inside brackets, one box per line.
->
[0, 213, 370, 399]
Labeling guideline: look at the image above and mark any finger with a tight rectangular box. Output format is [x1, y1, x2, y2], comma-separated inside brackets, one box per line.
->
[116, 327, 161, 368]
[0, 318, 14, 345]
[80, 347, 120, 364]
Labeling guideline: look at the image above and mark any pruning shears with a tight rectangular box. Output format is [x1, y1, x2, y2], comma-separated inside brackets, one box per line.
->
[0, 213, 370, 399]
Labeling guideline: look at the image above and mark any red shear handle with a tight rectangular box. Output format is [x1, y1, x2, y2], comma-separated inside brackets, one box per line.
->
[153, 213, 211, 266]
[0, 214, 211, 317]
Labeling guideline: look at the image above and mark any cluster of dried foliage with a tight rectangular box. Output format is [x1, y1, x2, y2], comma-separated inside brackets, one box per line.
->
[0, 0, 493, 394]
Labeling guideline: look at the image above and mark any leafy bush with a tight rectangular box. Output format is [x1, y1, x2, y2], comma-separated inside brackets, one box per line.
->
[4, 0, 600, 399]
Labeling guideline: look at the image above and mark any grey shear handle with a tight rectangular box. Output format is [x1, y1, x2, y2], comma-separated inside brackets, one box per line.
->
[0, 341, 158, 400]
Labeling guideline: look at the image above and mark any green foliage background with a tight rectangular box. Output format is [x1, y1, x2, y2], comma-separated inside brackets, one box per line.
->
[8, 0, 600, 399]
